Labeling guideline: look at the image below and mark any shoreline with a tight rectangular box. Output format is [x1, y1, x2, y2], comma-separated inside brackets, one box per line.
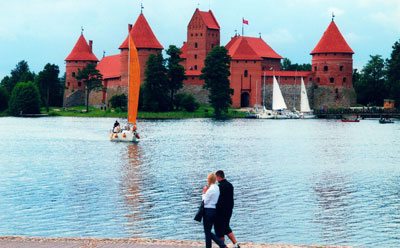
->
[0, 236, 361, 248]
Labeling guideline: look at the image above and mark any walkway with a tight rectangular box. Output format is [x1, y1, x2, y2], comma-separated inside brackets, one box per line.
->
[0, 237, 360, 248]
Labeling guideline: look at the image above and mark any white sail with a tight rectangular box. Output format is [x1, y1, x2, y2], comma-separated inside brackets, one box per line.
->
[272, 76, 287, 110]
[300, 77, 311, 112]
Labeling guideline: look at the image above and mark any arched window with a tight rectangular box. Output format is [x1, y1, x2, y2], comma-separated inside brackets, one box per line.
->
[195, 42, 198, 48]
[314, 66, 317, 71]
[330, 78, 334, 83]
[343, 77, 347, 83]
[317, 78, 320, 83]
[78, 82, 82, 87]
[72, 72, 76, 77]
[194, 65, 198, 70]
[340, 66, 344, 71]
[324, 66, 328, 71]
[67, 82, 70, 87]
[244, 70, 248, 78]
[194, 54, 197, 59]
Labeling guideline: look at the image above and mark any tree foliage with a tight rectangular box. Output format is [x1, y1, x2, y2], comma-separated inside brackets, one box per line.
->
[0, 87, 9, 112]
[386, 40, 400, 107]
[1, 60, 35, 95]
[8, 81, 41, 115]
[35, 63, 63, 111]
[143, 53, 170, 111]
[109, 93, 128, 111]
[166, 45, 187, 110]
[281, 58, 311, 71]
[76, 63, 103, 112]
[200, 46, 233, 117]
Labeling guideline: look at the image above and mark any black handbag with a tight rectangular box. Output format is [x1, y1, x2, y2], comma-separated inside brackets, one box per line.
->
[194, 201, 204, 222]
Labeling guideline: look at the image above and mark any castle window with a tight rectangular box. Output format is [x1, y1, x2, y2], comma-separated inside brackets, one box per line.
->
[340, 66, 344, 71]
[343, 77, 347, 83]
[72, 72, 76, 77]
[194, 54, 197, 59]
[67, 82, 70, 87]
[211, 44, 214, 48]
[200, 33, 202, 36]
[195, 42, 198, 48]
[317, 78, 320, 83]
[192, 77, 194, 80]
[314, 66, 317, 71]
[244, 70, 248, 77]
[324, 66, 328, 71]
[196, 33, 198, 36]
[194, 65, 198, 70]
[330, 78, 334, 83]
[78, 82, 82, 87]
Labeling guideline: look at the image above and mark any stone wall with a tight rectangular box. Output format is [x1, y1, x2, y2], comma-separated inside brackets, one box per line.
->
[64, 89, 85, 107]
[180, 84, 210, 106]
[313, 85, 356, 109]
[262, 82, 315, 110]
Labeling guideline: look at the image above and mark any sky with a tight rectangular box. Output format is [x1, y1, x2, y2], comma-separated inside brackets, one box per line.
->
[1, 0, 400, 80]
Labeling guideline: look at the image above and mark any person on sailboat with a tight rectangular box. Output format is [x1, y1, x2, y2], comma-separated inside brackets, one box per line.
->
[113, 120, 121, 133]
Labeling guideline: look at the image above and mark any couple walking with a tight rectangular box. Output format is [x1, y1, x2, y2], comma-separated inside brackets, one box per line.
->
[201, 170, 240, 248]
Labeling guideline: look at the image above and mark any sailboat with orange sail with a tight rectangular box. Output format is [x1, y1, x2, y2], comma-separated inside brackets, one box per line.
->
[110, 34, 141, 142]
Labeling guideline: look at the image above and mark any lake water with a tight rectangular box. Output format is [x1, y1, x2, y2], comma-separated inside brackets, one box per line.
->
[0, 117, 400, 247]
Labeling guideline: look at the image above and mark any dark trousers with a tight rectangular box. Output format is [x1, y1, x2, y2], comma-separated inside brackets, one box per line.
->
[203, 208, 226, 248]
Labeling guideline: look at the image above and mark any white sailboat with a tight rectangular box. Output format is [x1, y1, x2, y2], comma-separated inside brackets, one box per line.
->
[110, 34, 141, 142]
[299, 77, 316, 119]
[272, 76, 291, 119]
[254, 74, 274, 119]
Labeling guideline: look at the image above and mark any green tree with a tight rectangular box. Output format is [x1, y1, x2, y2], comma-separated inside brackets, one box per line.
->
[166, 45, 187, 110]
[1, 60, 35, 95]
[35, 63, 63, 112]
[200, 46, 233, 117]
[354, 55, 386, 106]
[386, 39, 400, 107]
[0, 87, 9, 112]
[281, 57, 311, 71]
[109, 93, 128, 111]
[8, 81, 41, 115]
[143, 53, 169, 111]
[76, 63, 103, 113]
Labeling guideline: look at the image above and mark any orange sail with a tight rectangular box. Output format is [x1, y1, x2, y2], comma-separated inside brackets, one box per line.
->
[128, 35, 141, 125]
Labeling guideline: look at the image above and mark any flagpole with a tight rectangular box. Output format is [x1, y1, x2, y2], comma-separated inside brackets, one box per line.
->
[242, 18, 244, 36]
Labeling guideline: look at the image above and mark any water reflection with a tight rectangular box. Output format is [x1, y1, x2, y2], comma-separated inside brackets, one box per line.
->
[312, 171, 355, 245]
[119, 144, 146, 237]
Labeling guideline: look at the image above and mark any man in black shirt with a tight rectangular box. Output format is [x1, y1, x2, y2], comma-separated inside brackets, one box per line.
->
[215, 170, 240, 248]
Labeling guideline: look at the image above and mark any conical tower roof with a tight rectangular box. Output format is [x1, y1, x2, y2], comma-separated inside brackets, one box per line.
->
[65, 34, 99, 61]
[119, 14, 163, 50]
[310, 21, 354, 55]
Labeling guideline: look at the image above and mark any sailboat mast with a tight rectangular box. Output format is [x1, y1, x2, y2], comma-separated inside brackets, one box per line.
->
[294, 70, 297, 111]
[263, 71, 266, 106]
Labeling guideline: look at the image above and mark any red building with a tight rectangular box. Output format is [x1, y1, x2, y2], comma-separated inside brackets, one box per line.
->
[64, 13, 162, 107]
[65, 8, 355, 109]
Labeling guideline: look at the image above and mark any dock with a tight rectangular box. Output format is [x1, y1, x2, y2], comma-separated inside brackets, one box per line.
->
[315, 108, 400, 119]
[0, 236, 360, 248]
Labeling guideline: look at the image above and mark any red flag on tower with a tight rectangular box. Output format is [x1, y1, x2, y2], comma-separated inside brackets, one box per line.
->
[243, 18, 249, 25]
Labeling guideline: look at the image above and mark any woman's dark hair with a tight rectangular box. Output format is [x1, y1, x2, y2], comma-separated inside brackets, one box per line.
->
[216, 170, 225, 178]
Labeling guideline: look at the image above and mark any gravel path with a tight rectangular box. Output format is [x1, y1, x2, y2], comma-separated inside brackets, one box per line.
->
[0, 236, 361, 248]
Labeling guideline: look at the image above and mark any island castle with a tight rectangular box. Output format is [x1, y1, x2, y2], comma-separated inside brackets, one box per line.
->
[64, 8, 356, 110]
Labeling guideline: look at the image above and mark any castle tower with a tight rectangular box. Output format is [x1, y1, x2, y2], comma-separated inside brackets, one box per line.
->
[65, 34, 99, 90]
[310, 20, 356, 108]
[184, 8, 220, 76]
[119, 13, 163, 86]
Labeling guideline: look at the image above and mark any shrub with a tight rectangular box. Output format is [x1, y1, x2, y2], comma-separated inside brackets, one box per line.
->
[8, 81, 41, 115]
[174, 93, 185, 110]
[109, 94, 127, 111]
[181, 94, 200, 112]
[0, 87, 9, 112]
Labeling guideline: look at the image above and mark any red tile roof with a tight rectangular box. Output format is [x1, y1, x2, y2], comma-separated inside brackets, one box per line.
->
[263, 70, 312, 77]
[65, 34, 99, 61]
[119, 14, 163, 50]
[311, 21, 354, 54]
[180, 42, 187, 59]
[226, 36, 282, 60]
[199, 9, 220, 30]
[97, 55, 120, 79]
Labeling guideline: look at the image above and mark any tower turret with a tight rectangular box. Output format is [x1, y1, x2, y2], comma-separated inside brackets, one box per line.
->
[65, 34, 99, 90]
[311, 20, 356, 108]
[119, 13, 163, 86]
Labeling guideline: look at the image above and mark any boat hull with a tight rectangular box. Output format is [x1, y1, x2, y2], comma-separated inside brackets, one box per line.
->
[341, 119, 360, 122]
[110, 130, 140, 142]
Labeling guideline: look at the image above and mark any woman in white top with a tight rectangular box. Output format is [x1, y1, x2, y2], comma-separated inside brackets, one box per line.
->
[202, 173, 227, 248]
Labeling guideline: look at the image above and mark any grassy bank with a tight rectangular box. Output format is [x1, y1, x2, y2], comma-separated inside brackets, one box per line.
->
[42, 106, 247, 119]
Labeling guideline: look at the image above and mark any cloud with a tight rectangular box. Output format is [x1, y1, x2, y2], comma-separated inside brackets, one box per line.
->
[263, 28, 295, 46]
